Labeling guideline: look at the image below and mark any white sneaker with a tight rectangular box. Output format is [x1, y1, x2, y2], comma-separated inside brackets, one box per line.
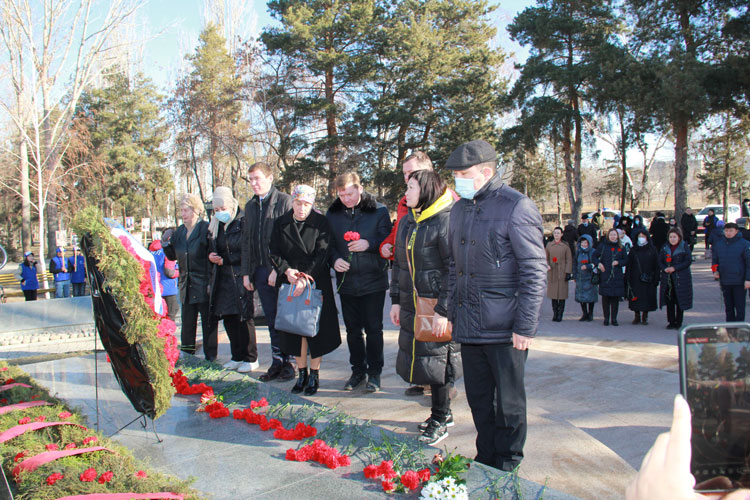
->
[223, 360, 242, 370]
[237, 361, 259, 373]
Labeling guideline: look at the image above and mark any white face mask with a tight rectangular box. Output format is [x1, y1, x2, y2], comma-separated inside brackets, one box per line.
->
[637, 236, 648, 246]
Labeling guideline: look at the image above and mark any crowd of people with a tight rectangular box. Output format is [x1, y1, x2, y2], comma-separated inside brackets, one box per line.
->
[551, 208, 750, 327]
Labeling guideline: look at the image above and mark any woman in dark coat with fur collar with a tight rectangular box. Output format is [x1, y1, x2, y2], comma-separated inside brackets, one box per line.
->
[269, 185, 341, 396]
[389, 170, 461, 446]
[593, 228, 629, 326]
[625, 228, 659, 324]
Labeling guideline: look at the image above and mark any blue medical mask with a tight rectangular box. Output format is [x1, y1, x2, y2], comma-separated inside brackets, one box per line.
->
[637, 236, 647, 246]
[454, 177, 478, 200]
[215, 210, 232, 224]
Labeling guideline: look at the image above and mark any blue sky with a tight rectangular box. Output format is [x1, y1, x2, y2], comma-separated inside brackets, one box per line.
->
[140, 0, 533, 92]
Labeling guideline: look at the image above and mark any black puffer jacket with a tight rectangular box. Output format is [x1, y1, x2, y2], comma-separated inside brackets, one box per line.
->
[163, 219, 210, 305]
[241, 185, 293, 276]
[326, 191, 391, 296]
[593, 239, 628, 297]
[208, 210, 253, 320]
[625, 229, 659, 312]
[390, 192, 461, 385]
[659, 240, 693, 310]
[448, 174, 547, 343]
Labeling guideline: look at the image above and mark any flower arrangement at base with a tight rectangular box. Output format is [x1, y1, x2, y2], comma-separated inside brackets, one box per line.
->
[363, 460, 431, 493]
[419, 477, 468, 500]
[0, 362, 204, 499]
[72, 207, 179, 419]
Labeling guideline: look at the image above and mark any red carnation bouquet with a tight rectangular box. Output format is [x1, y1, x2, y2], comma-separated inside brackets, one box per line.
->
[338, 231, 361, 292]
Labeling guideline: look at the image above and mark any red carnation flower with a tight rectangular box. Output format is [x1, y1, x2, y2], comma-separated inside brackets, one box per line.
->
[5, 378, 15, 384]
[64, 443, 77, 450]
[711, 264, 719, 273]
[34, 415, 46, 422]
[82, 436, 98, 445]
[418, 468, 431, 482]
[343, 231, 361, 242]
[0, 398, 7, 404]
[135, 470, 148, 479]
[0, 367, 7, 371]
[79, 468, 97, 482]
[552, 257, 558, 263]
[618, 248, 622, 252]
[46, 472, 64, 486]
[58, 411, 72, 419]
[400, 470, 420, 491]
[666, 255, 672, 262]
[13, 451, 26, 463]
[631, 296, 638, 301]
[382, 480, 396, 493]
[31, 395, 39, 400]
[581, 260, 589, 264]
[363, 464, 379, 478]
[97, 471, 113, 484]
[18, 417, 30, 425]
[45, 444, 59, 451]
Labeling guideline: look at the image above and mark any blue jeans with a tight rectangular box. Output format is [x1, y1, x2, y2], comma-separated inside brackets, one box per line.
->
[55, 280, 71, 298]
[253, 266, 290, 366]
[72, 282, 86, 296]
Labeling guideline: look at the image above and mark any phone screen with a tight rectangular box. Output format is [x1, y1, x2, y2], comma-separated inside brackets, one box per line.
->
[680, 324, 750, 490]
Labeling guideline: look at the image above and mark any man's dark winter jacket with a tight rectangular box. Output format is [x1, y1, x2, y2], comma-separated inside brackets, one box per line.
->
[241, 185, 293, 276]
[712, 233, 750, 286]
[326, 191, 391, 296]
[448, 174, 547, 343]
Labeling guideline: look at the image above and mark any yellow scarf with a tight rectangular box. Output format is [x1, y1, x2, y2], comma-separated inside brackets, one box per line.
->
[412, 189, 453, 223]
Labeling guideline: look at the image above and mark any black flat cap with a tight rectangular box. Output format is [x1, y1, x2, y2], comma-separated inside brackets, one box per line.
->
[445, 140, 497, 170]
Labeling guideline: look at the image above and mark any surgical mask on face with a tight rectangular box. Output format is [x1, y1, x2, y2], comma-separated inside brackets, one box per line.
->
[215, 210, 232, 224]
[638, 236, 647, 246]
[454, 177, 478, 200]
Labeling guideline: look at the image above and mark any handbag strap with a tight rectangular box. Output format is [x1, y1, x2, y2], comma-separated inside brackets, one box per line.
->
[285, 272, 316, 304]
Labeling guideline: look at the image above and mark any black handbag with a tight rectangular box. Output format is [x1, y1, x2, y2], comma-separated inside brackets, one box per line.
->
[591, 273, 600, 285]
[635, 254, 653, 284]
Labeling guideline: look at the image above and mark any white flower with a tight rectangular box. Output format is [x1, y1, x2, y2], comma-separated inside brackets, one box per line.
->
[419, 481, 444, 500]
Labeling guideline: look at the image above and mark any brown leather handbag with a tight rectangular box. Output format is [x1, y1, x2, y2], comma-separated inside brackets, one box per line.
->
[405, 236, 452, 342]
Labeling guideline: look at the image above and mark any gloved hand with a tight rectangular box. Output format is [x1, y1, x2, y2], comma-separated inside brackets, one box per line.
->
[565, 273, 573, 281]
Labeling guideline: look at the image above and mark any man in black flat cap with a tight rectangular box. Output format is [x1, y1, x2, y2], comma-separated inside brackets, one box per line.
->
[577, 213, 597, 243]
[446, 139, 547, 472]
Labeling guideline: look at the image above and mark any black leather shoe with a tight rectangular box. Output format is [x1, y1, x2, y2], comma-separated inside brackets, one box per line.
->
[344, 373, 366, 391]
[259, 363, 283, 382]
[291, 368, 308, 394]
[603, 319, 609, 326]
[304, 369, 319, 395]
[278, 362, 296, 381]
[612, 319, 619, 326]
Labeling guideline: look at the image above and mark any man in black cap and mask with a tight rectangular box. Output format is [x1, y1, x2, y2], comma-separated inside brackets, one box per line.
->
[446, 139, 547, 472]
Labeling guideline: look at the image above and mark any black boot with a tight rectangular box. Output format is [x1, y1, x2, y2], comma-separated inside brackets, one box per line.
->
[586, 303, 595, 321]
[579, 303, 588, 321]
[642, 312, 649, 325]
[291, 367, 308, 394]
[304, 369, 319, 395]
[632, 312, 641, 325]
[558, 300, 565, 321]
[551, 300, 559, 321]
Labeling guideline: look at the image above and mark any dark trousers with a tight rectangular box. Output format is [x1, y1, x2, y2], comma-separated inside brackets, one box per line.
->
[253, 266, 290, 366]
[722, 284, 746, 322]
[214, 314, 258, 362]
[164, 294, 179, 323]
[601, 295, 619, 321]
[431, 383, 451, 422]
[340, 291, 385, 377]
[72, 282, 86, 296]
[181, 300, 218, 360]
[461, 343, 528, 472]
[665, 295, 684, 326]
[22, 289, 37, 301]
[580, 302, 594, 315]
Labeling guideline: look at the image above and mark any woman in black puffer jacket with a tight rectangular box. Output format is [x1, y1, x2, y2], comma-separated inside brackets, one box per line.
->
[389, 170, 462, 446]
[593, 228, 629, 326]
[625, 228, 659, 325]
[207, 187, 258, 373]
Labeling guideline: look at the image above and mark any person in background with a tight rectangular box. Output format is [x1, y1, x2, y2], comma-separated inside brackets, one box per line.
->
[327, 171, 392, 393]
[389, 169, 461, 445]
[594, 228, 628, 326]
[379, 151, 435, 398]
[649, 212, 670, 251]
[241, 162, 296, 383]
[561, 220, 578, 258]
[446, 140, 547, 472]
[617, 228, 633, 253]
[578, 214, 597, 243]
[703, 208, 717, 251]
[546, 227, 572, 322]
[658, 228, 693, 329]
[17, 251, 39, 301]
[269, 185, 341, 396]
[163, 194, 218, 361]
[208, 186, 258, 373]
[630, 214, 645, 239]
[712, 222, 750, 322]
[618, 215, 633, 236]
[149, 237, 179, 322]
[738, 218, 750, 242]
[68, 246, 86, 297]
[709, 219, 725, 248]
[49, 247, 71, 298]
[626, 229, 659, 325]
[680, 207, 698, 255]
[668, 217, 678, 228]
[574, 235, 597, 321]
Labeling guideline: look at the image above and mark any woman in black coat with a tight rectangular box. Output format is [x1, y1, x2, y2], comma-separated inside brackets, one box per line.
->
[658, 228, 693, 329]
[593, 228, 629, 326]
[389, 170, 461, 446]
[269, 185, 341, 396]
[163, 193, 218, 361]
[208, 187, 258, 373]
[625, 228, 659, 325]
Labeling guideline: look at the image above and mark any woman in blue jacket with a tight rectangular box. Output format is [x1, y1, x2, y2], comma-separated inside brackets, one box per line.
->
[574, 235, 598, 321]
[593, 228, 629, 326]
[18, 251, 39, 301]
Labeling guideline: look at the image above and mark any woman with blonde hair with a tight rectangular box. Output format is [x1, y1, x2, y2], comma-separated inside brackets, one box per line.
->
[163, 194, 218, 360]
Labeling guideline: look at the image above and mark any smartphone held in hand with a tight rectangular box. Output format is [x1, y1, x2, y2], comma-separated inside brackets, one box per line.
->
[678, 323, 750, 493]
